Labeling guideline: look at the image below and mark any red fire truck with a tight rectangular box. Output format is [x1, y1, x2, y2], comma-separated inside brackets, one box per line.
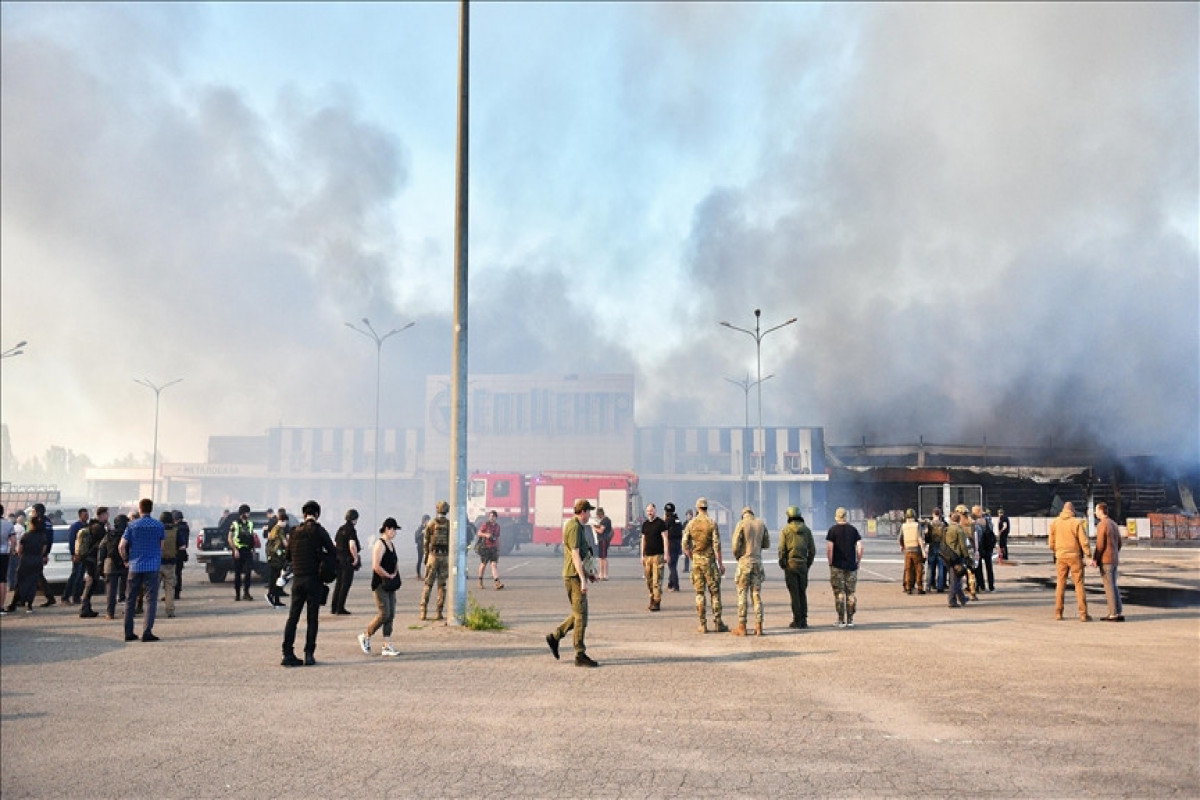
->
[467, 471, 640, 554]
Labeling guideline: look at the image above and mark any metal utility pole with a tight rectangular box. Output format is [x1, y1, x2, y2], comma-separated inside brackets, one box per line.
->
[346, 318, 414, 533]
[449, 0, 470, 626]
[719, 309, 796, 516]
[133, 377, 182, 503]
[724, 373, 773, 509]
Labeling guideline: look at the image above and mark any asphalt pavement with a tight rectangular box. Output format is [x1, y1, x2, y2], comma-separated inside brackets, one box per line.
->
[1, 538, 1197, 798]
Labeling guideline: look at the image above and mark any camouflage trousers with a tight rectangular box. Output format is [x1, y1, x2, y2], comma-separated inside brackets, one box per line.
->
[734, 559, 765, 625]
[829, 567, 858, 624]
[421, 554, 448, 616]
[690, 556, 723, 624]
[643, 554, 664, 602]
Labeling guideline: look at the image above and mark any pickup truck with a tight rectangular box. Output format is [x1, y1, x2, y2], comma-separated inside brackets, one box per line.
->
[195, 510, 271, 583]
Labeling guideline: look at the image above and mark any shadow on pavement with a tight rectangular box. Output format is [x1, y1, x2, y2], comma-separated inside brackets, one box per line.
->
[0, 629, 125, 667]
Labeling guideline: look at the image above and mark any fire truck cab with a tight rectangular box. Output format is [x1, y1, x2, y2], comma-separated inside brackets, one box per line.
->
[468, 471, 639, 554]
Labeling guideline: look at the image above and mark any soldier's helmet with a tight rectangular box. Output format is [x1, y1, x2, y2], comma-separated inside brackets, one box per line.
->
[436, 500, 450, 514]
[786, 505, 801, 520]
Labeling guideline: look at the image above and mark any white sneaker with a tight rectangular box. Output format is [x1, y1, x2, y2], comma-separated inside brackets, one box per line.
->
[357, 632, 371, 654]
[380, 644, 399, 657]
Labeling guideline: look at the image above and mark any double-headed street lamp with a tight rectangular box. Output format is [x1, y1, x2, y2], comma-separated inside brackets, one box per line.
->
[134, 377, 183, 504]
[719, 309, 797, 515]
[1, 340, 28, 359]
[724, 373, 774, 430]
[346, 318, 415, 532]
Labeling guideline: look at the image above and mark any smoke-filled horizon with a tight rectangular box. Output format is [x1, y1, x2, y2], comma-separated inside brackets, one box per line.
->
[1, 3, 1196, 471]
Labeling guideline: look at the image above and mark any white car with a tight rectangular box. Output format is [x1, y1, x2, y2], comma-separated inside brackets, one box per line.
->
[42, 525, 75, 585]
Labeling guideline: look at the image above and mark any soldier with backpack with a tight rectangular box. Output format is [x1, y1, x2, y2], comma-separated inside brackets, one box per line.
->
[420, 502, 451, 621]
[77, 507, 109, 618]
[158, 511, 184, 618]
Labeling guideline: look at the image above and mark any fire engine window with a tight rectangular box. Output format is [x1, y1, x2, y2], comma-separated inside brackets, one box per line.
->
[494, 480, 511, 498]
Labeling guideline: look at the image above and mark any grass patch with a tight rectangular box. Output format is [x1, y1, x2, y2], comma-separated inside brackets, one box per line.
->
[464, 592, 505, 631]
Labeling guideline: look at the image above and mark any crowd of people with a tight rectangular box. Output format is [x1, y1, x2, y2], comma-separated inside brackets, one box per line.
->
[1, 494, 1123, 670]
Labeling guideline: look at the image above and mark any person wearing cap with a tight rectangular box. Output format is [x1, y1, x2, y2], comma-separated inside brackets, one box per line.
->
[420, 501, 452, 621]
[778, 506, 816, 629]
[359, 518, 402, 657]
[731, 506, 770, 636]
[546, 499, 599, 667]
[826, 507, 862, 627]
[476, 510, 505, 590]
[331, 509, 362, 615]
[640, 503, 669, 612]
[664, 503, 683, 591]
[682, 498, 728, 634]
[226, 504, 256, 601]
[898, 509, 926, 595]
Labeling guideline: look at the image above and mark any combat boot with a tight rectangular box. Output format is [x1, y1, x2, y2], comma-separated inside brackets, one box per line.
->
[754, 622, 763, 636]
[731, 622, 747, 636]
[714, 619, 730, 633]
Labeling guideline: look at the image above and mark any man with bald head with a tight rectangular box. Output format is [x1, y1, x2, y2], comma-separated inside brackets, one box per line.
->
[1049, 502, 1092, 622]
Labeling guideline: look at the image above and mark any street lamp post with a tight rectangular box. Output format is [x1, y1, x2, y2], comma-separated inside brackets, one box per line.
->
[719, 309, 796, 515]
[1, 340, 28, 359]
[724, 373, 774, 429]
[346, 318, 415, 531]
[133, 377, 183, 504]
[724, 373, 773, 510]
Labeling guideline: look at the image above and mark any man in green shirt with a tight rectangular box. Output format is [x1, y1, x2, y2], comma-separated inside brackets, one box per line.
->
[546, 499, 599, 667]
[777, 506, 816, 629]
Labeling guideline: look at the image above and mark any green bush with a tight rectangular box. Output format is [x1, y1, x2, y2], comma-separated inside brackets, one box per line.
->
[465, 593, 505, 631]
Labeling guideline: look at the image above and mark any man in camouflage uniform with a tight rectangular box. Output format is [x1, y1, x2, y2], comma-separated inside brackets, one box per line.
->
[777, 506, 815, 629]
[943, 510, 971, 608]
[682, 497, 728, 634]
[420, 501, 451, 621]
[731, 506, 769, 636]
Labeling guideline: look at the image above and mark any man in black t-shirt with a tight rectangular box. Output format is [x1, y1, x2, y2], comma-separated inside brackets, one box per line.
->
[825, 507, 863, 628]
[641, 504, 668, 612]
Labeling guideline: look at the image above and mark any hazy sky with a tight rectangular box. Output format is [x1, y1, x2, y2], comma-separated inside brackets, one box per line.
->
[1, 2, 1197, 469]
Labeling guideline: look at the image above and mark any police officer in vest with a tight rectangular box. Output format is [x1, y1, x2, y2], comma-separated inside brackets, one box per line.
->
[420, 501, 451, 621]
[227, 504, 256, 601]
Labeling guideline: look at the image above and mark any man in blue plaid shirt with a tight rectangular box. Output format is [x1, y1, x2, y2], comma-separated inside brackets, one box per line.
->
[119, 498, 165, 642]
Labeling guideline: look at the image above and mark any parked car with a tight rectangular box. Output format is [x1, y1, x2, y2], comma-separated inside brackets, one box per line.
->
[195, 510, 271, 583]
